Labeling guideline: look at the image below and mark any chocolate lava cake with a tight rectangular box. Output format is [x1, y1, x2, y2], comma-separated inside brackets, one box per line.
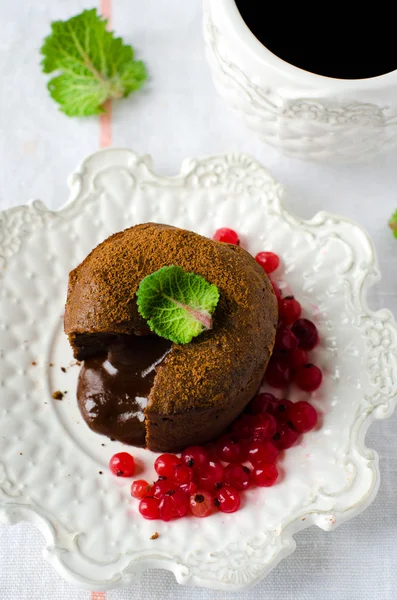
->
[64, 223, 278, 452]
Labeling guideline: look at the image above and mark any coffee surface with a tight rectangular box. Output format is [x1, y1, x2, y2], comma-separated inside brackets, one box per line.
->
[235, 1, 397, 79]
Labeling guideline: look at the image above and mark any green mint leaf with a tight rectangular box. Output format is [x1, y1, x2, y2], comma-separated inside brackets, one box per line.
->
[389, 210, 397, 239]
[40, 9, 147, 116]
[136, 266, 220, 344]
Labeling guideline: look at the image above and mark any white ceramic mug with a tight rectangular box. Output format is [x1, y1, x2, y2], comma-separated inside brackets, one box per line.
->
[203, 0, 397, 162]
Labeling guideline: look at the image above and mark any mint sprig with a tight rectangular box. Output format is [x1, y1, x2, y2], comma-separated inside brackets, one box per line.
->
[389, 210, 397, 238]
[136, 266, 220, 344]
[40, 9, 147, 116]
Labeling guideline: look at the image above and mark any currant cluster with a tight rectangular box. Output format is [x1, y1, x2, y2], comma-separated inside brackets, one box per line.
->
[132, 447, 240, 520]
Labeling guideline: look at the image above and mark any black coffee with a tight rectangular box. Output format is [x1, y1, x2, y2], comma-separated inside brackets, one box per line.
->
[235, 0, 397, 79]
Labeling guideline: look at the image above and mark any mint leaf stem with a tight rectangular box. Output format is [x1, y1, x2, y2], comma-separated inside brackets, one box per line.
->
[163, 294, 213, 330]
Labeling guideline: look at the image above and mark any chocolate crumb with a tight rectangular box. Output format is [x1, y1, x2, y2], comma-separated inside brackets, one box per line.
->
[99, 471, 103, 475]
[31, 361, 37, 366]
[49, 363, 54, 367]
[76, 361, 82, 366]
[150, 532, 159, 540]
[61, 367, 67, 373]
[19, 452, 23, 455]
[101, 443, 105, 447]
[52, 391, 64, 400]
[64, 391, 68, 394]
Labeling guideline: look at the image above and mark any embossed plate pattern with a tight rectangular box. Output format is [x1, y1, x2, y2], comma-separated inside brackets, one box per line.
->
[0, 149, 396, 591]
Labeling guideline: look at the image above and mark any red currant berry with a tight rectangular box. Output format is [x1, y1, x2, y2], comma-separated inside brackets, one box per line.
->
[215, 435, 242, 462]
[181, 446, 209, 469]
[255, 251, 280, 274]
[139, 497, 160, 520]
[271, 280, 281, 301]
[288, 347, 308, 370]
[236, 439, 250, 462]
[159, 489, 189, 521]
[291, 319, 319, 350]
[279, 296, 302, 326]
[131, 480, 152, 500]
[249, 393, 277, 415]
[202, 442, 219, 462]
[189, 490, 216, 518]
[251, 413, 277, 441]
[247, 440, 279, 465]
[172, 464, 193, 486]
[272, 399, 293, 422]
[273, 422, 299, 449]
[265, 358, 292, 388]
[224, 463, 251, 490]
[253, 464, 278, 487]
[213, 228, 239, 245]
[109, 452, 135, 477]
[197, 461, 225, 491]
[154, 454, 180, 478]
[287, 401, 318, 433]
[232, 414, 256, 439]
[215, 486, 241, 513]
[152, 478, 176, 499]
[295, 364, 323, 392]
[179, 481, 197, 496]
[275, 325, 298, 351]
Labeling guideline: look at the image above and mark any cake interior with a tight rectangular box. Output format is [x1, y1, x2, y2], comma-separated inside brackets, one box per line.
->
[77, 334, 172, 445]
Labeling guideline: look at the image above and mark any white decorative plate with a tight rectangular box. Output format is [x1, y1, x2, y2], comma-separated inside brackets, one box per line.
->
[0, 149, 396, 592]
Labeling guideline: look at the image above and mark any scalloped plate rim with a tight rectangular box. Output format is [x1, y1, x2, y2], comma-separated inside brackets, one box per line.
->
[0, 147, 395, 592]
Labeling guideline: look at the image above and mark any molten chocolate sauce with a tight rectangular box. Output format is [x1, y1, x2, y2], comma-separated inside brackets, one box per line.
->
[77, 335, 172, 445]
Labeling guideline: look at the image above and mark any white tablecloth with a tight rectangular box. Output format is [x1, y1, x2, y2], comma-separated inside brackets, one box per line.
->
[1, 1, 397, 599]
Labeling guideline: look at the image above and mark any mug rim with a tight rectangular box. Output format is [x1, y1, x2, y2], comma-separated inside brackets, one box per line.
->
[223, 0, 397, 88]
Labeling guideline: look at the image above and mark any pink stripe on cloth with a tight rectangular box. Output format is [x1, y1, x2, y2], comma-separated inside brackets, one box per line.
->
[99, 0, 112, 147]
[99, 99, 112, 148]
[101, 0, 111, 22]
[91, 593, 107, 600]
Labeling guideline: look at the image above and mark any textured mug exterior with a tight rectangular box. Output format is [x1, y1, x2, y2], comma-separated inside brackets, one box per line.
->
[203, 0, 397, 163]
